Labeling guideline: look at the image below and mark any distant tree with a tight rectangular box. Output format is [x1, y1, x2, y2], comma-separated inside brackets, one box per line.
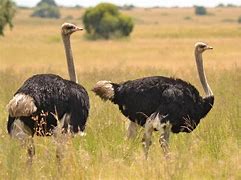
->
[194, 6, 207, 16]
[31, 0, 60, 19]
[120, 4, 135, 10]
[75, 5, 83, 9]
[227, 4, 237, 7]
[83, 3, 134, 40]
[216, 3, 225, 8]
[37, 0, 57, 7]
[0, 0, 16, 36]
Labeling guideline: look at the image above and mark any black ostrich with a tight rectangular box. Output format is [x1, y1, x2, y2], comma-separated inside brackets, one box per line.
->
[92, 42, 214, 157]
[6, 23, 89, 161]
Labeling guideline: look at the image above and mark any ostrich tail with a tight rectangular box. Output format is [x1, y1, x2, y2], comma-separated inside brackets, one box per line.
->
[92, 80, 115, 101]
[7, 93, 37, 117]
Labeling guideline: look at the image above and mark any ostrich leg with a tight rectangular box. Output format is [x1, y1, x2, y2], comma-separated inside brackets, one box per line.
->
[159, 121, 171, 157]
[127, 121, 139, 139]
[10, 119, 35, 165]
[142, 117, 154, 159]
[142, 113, 161, 159]
[142, 113, 171, 159]
[52, 113, 70, 166]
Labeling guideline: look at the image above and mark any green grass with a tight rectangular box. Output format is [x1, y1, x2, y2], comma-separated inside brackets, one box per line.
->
[0, 7, 241, 179]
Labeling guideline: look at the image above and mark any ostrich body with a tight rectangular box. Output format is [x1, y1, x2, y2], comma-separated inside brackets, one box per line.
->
[6, 23, 89, 161]
[93, 42, 214, 157]
[7, 74, 89, 135]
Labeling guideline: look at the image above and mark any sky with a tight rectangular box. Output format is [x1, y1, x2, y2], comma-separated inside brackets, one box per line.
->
[13, 0, 241, 8]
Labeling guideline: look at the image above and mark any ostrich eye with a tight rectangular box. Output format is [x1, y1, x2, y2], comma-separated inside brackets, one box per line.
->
[66, 26, 74, 30]
[199, 45, 206, 48]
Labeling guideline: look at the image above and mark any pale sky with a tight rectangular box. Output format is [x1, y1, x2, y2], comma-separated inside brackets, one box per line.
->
[13, 0, 241, 8]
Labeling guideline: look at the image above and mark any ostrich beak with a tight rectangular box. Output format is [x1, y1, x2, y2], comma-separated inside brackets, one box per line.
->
[75, 27, 83, 31]
[206, 46, 213, 50]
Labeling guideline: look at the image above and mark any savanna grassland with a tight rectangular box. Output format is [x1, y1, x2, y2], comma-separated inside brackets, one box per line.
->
[0, 7, 241, 179]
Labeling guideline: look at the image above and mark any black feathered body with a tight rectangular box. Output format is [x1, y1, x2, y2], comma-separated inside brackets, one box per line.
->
[7, 74, 90, 136]
[111, 76, 214, 133]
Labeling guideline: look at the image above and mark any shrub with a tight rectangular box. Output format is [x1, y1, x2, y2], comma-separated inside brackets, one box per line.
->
[31, 0, 60, 19]
[184, 16, 192, 20]
[83, 3, 134, 39]
[195, 6, 207, 16]
[118, 14, 134, 36]
[64, 15, 73, 20]
[0, 0, 16, 36]
[238, 16, 241, 23]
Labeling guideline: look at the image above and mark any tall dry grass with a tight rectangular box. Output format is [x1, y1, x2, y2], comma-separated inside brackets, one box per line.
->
[0, 7, 241, 179]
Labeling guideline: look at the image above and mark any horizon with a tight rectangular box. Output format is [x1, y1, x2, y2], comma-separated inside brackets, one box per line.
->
[13, 0, 241, 8]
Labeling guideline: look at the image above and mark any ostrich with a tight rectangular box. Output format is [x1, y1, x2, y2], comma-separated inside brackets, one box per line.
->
[92, 42, 214, 157]
[6, 23, 90, 161]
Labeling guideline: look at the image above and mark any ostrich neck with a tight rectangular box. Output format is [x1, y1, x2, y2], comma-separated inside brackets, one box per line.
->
[62, 34, 78, 83]
[195, 51, 213, 97]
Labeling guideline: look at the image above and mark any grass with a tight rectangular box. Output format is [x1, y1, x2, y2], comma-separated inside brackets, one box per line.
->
[0, 7, 241, 179]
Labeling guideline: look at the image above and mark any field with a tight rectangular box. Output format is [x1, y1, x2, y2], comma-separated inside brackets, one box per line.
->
[0, 7, 241, 179]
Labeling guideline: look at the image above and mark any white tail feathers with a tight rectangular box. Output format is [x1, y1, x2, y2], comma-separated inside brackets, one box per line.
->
[92, 80, 114, 101]
[7, 93, 37, 117]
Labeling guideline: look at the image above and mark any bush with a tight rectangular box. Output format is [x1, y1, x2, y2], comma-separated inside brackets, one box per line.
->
[64, 15, 73, 20]
[0, 0, 16, 36]
[83, 3, 134, 39]
[184, 16, 192, 20]
[31, 0, 60, 19]
[195, 6, 207, 16]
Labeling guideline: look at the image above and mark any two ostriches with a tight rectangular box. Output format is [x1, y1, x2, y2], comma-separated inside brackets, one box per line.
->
[93, 42, 214, 157]
[6, 23, 214, 159]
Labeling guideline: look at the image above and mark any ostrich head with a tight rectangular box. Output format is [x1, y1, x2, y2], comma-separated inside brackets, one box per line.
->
[195, 42, 213, 53]
[61, 23, 83, 36]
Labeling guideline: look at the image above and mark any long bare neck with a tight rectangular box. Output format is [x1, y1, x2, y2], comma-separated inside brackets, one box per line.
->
[62, 34, 78, 83]
[195, 50, 213, 97]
